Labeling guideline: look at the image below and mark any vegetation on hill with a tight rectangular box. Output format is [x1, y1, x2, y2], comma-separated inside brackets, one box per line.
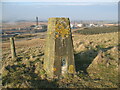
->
[1, 26, 119, 88]
[74, 26, 118, 35]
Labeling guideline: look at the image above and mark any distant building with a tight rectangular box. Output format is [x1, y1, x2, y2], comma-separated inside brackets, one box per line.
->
[34, 25, 42, 30]
[70, 24, 74, 28]
[30, 24, 47, 30]
[99, 24, 104, 27]
[104, 24, 117, 27]
[86, 23, 99, 27]
[77, 24, 83, 27]
[40, 24, 47, 29]
[70, 24, 77, 29]
[89, 24, 94, 27]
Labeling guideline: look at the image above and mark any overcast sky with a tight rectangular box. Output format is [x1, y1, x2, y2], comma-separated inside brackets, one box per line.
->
[1, 0, 119, 2]
[2, 1, 118, 21]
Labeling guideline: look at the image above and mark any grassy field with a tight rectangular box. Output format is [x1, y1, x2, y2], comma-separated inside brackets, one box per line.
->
[1, 26, 119, 88]
[74, 26, 118, 35]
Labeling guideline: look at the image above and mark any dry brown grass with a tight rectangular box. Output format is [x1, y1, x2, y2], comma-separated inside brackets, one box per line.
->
[2, 38, 45, 50]
[1, 26, 119, 88]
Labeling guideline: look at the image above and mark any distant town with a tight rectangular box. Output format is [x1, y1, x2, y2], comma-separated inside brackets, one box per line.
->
[1, 17, 118, 39]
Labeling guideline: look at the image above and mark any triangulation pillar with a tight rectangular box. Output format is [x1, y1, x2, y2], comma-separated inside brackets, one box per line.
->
[44, 17, 76, 78]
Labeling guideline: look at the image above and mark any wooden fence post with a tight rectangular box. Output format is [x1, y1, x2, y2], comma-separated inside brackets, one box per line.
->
[10, 37, 16, 59]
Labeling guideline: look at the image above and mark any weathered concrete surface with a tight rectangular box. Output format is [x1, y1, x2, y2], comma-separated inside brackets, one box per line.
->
[44, 18, 75, 78]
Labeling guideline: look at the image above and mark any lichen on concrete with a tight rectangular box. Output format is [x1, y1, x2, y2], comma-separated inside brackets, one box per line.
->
[44, 17, 75, 78]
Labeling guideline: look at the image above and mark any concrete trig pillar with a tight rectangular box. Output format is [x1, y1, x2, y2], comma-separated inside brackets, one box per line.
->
[44, 17, 76, 78]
